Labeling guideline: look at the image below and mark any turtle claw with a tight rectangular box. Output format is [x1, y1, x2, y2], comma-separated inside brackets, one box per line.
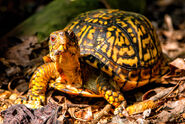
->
[25, 94, 45, 109]
[114, 104, 129, 117]
[15, 94, 45, 109]
[25, 100, 43, 109]
[14, 96, 27, 105]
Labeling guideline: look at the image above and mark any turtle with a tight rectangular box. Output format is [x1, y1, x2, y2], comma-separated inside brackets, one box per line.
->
[17, 9, 170, 116]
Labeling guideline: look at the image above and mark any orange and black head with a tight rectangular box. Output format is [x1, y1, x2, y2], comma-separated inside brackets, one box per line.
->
[49, 30, 82, 87]
[49, 30, 79, 61]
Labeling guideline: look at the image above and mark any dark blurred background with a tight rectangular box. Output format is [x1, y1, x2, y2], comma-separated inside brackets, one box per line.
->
[0, 0, 51, 38]
[0, 0, 184, 39]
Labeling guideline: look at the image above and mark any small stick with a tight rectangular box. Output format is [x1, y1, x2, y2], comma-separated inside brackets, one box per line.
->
[91, 104, 112, 124]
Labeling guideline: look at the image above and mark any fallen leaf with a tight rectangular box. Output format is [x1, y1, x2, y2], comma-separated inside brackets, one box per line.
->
[170, 58, 185, 70]
[155, 98, 185, 123]
[5, 36, 39, 66]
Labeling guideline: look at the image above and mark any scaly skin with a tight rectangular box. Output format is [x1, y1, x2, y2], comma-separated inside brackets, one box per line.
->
[49, 30, 83, 88]
[15, 62, 59, 108]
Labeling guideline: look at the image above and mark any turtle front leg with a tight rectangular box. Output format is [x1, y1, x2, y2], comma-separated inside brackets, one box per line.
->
[15, 62, 59, 109]
[97, 73, 166, 117]
[96, 73, 128, 117]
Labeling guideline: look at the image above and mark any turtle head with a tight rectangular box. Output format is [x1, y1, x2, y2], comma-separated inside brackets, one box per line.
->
[49, 30, 79, 61]
[48, 30, 82, 88]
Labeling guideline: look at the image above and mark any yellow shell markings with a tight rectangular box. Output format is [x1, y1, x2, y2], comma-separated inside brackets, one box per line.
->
[64, 9, 166, 106]
[138, 15, 155, 41]
[153, 29, 162, 57]
[101, 43, 108, 53]
[106, 31, 112, 38]
[76, 25, 80, 29]
[99, 20, 103, 25]
[114, 36, 123, 48]
[92, 13, 105, 18]
[107, 26, 115, 32]
[137, 23, 150, 66]
[97, 36, 105, 43]
[76, 25, 87, 38]
[121, 56, 138, 67]
[94, 52, 103, 60]
[117, 36, 124, 46]
[104, 21, 108, 25]
[133, 20, 143, 62]
[127, 28, 132, 33]
[102, 16, 113, 20]
[122, 34, 130, 46]
[125, 19, 137, 39]
[112, 47, 119, 62]
[87, 28, 95, 40]
[123, 15, 156, 67]
[116, 46, 135, 66]
[106, 36, 115, 58]
[139, 15, 160, 63]
[64, 9, 166, 82]
[64, 20, 79, 31]
[78, 25, 92, 45]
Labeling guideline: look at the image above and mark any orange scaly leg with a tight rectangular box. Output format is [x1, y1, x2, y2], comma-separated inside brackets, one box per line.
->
[15, 62, 59, 109]
[96, 73, 163, 117]
[96, 73, 128, 117]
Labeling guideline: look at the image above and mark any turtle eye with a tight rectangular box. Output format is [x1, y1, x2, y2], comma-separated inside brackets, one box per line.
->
[50, 36, 56, 42]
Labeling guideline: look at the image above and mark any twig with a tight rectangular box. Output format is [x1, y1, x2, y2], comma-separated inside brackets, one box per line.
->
[164, 14, 174, 32]
[91, 104, 112, 124]
[67, 104, 89, 108]
[162, 80, 181, 99]
[154, 81, 182, 113]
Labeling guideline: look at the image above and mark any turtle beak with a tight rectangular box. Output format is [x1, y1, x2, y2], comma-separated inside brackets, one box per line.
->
[54, 44, 67, 55]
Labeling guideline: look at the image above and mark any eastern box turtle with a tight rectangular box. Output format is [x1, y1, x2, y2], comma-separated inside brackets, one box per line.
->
[17, 9, 170, 116]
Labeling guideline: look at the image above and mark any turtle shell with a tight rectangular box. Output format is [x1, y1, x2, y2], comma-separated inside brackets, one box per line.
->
[65, 9, 162, 69]
[64, 9, 168, 90]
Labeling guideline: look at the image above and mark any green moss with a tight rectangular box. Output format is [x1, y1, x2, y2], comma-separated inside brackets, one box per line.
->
[5, 0, 146, 42]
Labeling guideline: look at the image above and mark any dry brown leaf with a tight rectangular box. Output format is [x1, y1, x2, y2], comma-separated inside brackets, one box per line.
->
[162, 42, 185, 59]
[159, 14, 185, 59]
[74, 106, 93, 121]
[0, 90, 20, 112]
[5, 36, 39, 66]
[142, 87, 166, 101]
[154, 98, 185, 123]
[170, 58, 185, 70]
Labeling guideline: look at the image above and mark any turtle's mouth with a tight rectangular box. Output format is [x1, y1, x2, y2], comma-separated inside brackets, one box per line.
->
[49, 50, 63, 62]
[54, 50, 62, 55]
[54, 49, 65, 56]
[49, 43, 67, 61]
[54, 44, 67, 55]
